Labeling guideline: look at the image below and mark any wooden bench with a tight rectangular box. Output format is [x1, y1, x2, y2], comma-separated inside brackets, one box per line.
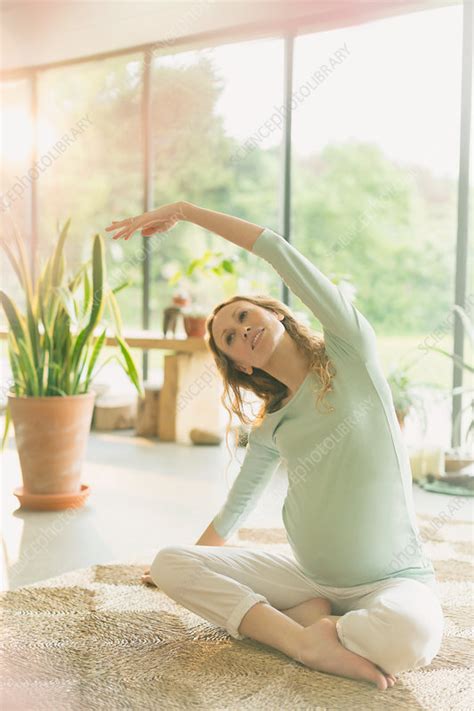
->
[0, 328, 223, 444]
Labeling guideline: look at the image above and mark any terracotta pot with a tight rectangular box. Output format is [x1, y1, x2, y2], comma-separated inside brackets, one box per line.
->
[13, 484, 91, 511]
[172, 295, 190, 307]
[8, 393, 95, 499]
[445, 455, 474, 472]
[183, 316, 207, 338]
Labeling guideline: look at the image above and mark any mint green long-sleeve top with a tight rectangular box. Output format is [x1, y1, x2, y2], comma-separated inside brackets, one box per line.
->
[212, 227, 435, 589]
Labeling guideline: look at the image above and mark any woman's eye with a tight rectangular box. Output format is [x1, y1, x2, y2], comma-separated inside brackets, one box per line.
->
[226, 311, 247, 345]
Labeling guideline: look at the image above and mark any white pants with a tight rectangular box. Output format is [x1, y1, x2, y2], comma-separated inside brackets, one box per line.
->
[150, 545, 444, 676]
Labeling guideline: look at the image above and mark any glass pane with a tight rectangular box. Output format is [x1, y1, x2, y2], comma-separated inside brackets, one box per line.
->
[150, 39, 284, 346]
[0, 79, 32, 318]
[292, 6, 464, 445]
[36, 53, 143, 328]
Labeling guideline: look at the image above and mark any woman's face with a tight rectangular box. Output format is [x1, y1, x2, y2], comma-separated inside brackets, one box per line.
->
[211, 300, 285, 374]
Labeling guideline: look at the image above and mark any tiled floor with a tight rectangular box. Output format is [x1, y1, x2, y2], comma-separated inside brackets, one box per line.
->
[1, 428, 472, 591]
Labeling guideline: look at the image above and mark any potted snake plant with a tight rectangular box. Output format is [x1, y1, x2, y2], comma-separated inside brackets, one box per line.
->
[0, 219, 143, 510]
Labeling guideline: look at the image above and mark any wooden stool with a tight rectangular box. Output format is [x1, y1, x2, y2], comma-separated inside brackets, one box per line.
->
[93, 394, 137, 431]
[159, 352, 223, 444]
[136, 382, 161, 437]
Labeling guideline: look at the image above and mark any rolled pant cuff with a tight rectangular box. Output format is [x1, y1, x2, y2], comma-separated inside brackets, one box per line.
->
[335, 616, 346, 645]
[227, 592, 268, 640]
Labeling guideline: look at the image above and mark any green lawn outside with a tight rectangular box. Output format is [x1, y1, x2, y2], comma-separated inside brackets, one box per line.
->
[375, 333, 461, 392]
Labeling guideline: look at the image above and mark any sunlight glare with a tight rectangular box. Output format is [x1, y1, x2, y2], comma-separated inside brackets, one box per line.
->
[1, 105, 56, 164]
[0, 105, 33, 163]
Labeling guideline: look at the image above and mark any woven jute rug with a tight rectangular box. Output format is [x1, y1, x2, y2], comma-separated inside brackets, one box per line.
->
[1, 509, 473, 711]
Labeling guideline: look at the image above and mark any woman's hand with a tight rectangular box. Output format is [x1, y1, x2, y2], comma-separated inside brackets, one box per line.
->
[105, 201, 186, 241]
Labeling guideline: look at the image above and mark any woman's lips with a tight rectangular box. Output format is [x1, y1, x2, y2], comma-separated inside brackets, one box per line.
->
[252, 328, 264, 350]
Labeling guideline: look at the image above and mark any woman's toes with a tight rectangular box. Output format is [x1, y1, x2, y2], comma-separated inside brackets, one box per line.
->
[377, 667, 396, 687]
[380, 670, 396, 688]
[141, 574, 155, 585]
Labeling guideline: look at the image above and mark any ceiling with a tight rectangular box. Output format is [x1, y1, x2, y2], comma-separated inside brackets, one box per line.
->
[0, 0, 459, 76]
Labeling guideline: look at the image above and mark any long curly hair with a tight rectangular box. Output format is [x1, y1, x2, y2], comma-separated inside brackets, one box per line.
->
[205, 294, 337, 447]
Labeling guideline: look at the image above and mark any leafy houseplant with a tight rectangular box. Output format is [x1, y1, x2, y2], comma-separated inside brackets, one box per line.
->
[0, 219, 143, 510]
[387, 367, 419, 429]
[386, 358, 431, 433]
[168, 249, 238, 338]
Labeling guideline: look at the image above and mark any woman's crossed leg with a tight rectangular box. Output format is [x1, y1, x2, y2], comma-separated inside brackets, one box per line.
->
[146, 545, 436, 690]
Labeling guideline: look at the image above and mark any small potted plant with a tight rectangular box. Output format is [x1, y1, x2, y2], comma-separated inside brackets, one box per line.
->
[386, 362, 428, 432]
[168, 248, 237, 339]
[387, 367, 415, 428]
[181, 304, 209, 338]
[0, 218, 143, 510]
[172, 290, 190, 308]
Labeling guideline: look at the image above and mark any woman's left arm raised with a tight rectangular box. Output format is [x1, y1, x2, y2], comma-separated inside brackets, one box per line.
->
[181, 204, 377, 361]
[105, 202, 376, 360]
[180, 202, 265, 251]
[105, 200, 264, 251]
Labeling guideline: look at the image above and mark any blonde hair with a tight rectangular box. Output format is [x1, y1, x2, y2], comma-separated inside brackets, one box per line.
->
[205, 294, 336, 454]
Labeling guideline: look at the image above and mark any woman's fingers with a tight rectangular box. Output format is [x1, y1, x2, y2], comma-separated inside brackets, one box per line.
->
[106, 208, 179, 240]
[111, 227, 133, 241]
[106, 216, 143, 239]
[105, 218, 132, 232]
[107, 216, 152, 240]
[116, 218, 145, 240]
[141, 574, 155, 586]
[107, 225, 132, 239]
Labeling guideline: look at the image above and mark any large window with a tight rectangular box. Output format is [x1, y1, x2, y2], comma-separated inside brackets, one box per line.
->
[291, 5, 466, 445]
[146, 38, 285, 377]
[36, 53, 144, 327]
[1, 79, 34, 400]
[0, 5, 470, 442]
[0, 78, 32, 316]
[150, 39, 284, 319]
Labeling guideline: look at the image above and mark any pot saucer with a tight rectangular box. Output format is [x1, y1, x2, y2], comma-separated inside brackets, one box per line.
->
[13, 484, 90, 511]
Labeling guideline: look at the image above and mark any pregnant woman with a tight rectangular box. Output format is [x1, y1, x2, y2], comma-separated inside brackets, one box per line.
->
[106, 202, 444, 691]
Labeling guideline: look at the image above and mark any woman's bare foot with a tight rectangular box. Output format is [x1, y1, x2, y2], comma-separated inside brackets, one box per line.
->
[282, 597, 332, 625]
[138, 577, 396, 689]
[298, 617, 393, 691]
[377, 668, 397, 688]
[141, 567, 155, 586]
